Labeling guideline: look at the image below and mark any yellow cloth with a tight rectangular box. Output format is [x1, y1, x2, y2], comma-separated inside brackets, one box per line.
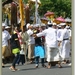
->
[12, 48, 20, 54]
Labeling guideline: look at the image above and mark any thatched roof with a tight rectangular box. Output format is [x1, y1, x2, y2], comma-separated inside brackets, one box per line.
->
[2, 0, 19, 6]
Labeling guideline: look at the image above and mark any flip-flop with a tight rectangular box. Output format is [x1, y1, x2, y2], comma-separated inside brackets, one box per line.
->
[9, 67, 16, 72]
[15, 68, 20, 71]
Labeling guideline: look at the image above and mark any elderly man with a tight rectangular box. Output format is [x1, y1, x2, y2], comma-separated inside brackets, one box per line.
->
[34, 23, 62, 68]
[27, 23, 35, 63]
[2, 23, 11, 67]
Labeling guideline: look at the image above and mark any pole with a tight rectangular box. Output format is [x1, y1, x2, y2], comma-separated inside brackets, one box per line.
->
[19, 0, 24, 31]
[35, 0, 38, 24]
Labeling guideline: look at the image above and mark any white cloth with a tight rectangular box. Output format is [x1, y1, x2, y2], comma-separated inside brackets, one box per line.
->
[57, 29, 63, 58]
[2, 23, 6, 26]
[27, 29, 33, 36]
[37, 27, 58, 48]
[67, 29, 71, 37]
[27, 29, 35, 45]
[59, 28, 70, 41]
[2, 30, 11, 46]
[36, 27, 60, 62]
[26, 23, 30, 29]
[57, 29, 63, 41]
[46, 46, 61, 62]
[20, 49, 25, 55]
[61, 40, 70, 60]
[59, 28, 70, 60]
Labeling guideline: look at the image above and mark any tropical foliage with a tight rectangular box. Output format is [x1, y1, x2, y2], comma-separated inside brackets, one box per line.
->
[2, 0, 71, 18]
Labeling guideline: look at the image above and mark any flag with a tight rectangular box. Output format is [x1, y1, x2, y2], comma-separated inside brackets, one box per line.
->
[19, 0, 24, 30]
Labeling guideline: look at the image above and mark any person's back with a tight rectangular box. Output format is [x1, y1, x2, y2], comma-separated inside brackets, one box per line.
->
[45, 28, 57, 47]
[36, 26, 62, 69]
[37, 27, 58, 48]
[9, 31, 21, 71]
[59, 28, 69, 41]
[10, 31, 20, 54]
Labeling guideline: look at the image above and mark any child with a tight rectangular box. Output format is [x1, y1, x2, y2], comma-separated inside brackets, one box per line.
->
[16, 48, 25, 65]
[34, 29, 46, 68]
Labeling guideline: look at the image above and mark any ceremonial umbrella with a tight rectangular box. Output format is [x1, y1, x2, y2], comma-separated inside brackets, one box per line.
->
[65, 17, 71, 22]
[54, 16, 65, 24]
[65, 17, 72, 26]
[41, 17, 49, 24]
[56, 16, 65, 22]
[44, 11, 55, 23]
[44, 11, 54, 17]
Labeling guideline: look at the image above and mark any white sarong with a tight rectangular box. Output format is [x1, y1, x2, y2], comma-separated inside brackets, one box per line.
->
[46, 46, 61, 62]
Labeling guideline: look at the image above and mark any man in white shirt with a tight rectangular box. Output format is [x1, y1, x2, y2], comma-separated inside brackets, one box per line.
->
[57, 25, 63, 59]
[58, 23, 70, 64]
[65, 26, 72, 65]
[2, 23, 11, 67]
[34, 23, 62, 68]
[27, 23, 35, 63]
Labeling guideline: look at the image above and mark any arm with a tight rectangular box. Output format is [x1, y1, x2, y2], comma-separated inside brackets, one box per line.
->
[36, 31, 45, 37]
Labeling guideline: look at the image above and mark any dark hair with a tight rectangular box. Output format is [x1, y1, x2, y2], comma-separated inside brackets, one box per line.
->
[23, 25, 27, 30]
[48, 24, 53, 27]
[64, 25, 66, 28]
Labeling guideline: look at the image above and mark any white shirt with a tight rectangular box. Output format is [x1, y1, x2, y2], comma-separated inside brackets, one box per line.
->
[27, 29, 35, 45]
[57, 29, 63, 41]
[59, 28, 70, 41]
[37, 27, 58, 48]
[67, 29, 71, 37]
[2, 30, 11, 46]
[20, 49, 25, 55]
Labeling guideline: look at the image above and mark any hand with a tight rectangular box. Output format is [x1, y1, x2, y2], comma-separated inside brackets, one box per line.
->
[24, 42, 26, 44]
[58, 42, 60, 47]
[58, 41, 61, 47]
[33, 34, 37, 38]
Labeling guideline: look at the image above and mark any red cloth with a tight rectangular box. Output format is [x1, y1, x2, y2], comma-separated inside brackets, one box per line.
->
[16, 30, 23, 45]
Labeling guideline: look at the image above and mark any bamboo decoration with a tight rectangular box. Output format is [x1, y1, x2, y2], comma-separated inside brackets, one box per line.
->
[19, 0, 25, 31]
[11, 2, 17, 26]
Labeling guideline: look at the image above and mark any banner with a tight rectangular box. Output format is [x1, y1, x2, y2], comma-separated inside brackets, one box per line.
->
[19, 0, 24, 30]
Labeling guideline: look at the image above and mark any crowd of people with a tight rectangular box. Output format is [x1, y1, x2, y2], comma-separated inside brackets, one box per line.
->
[2, 21, 72, 71]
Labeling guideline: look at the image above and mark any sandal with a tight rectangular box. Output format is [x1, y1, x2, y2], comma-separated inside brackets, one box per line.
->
[9, 67, 16, 72]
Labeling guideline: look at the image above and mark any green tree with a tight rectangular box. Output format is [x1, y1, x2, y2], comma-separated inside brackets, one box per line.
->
[38, 0, 71, 18]
[2, 0, 71, 18]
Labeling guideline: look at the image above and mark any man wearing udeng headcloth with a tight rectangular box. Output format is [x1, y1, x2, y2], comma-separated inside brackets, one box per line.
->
[58, 23, 70, 64]
[33, 22, 62, 69]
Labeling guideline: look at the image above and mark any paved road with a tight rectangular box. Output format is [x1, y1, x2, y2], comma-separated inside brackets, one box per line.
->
[2, 62, 71, 75]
